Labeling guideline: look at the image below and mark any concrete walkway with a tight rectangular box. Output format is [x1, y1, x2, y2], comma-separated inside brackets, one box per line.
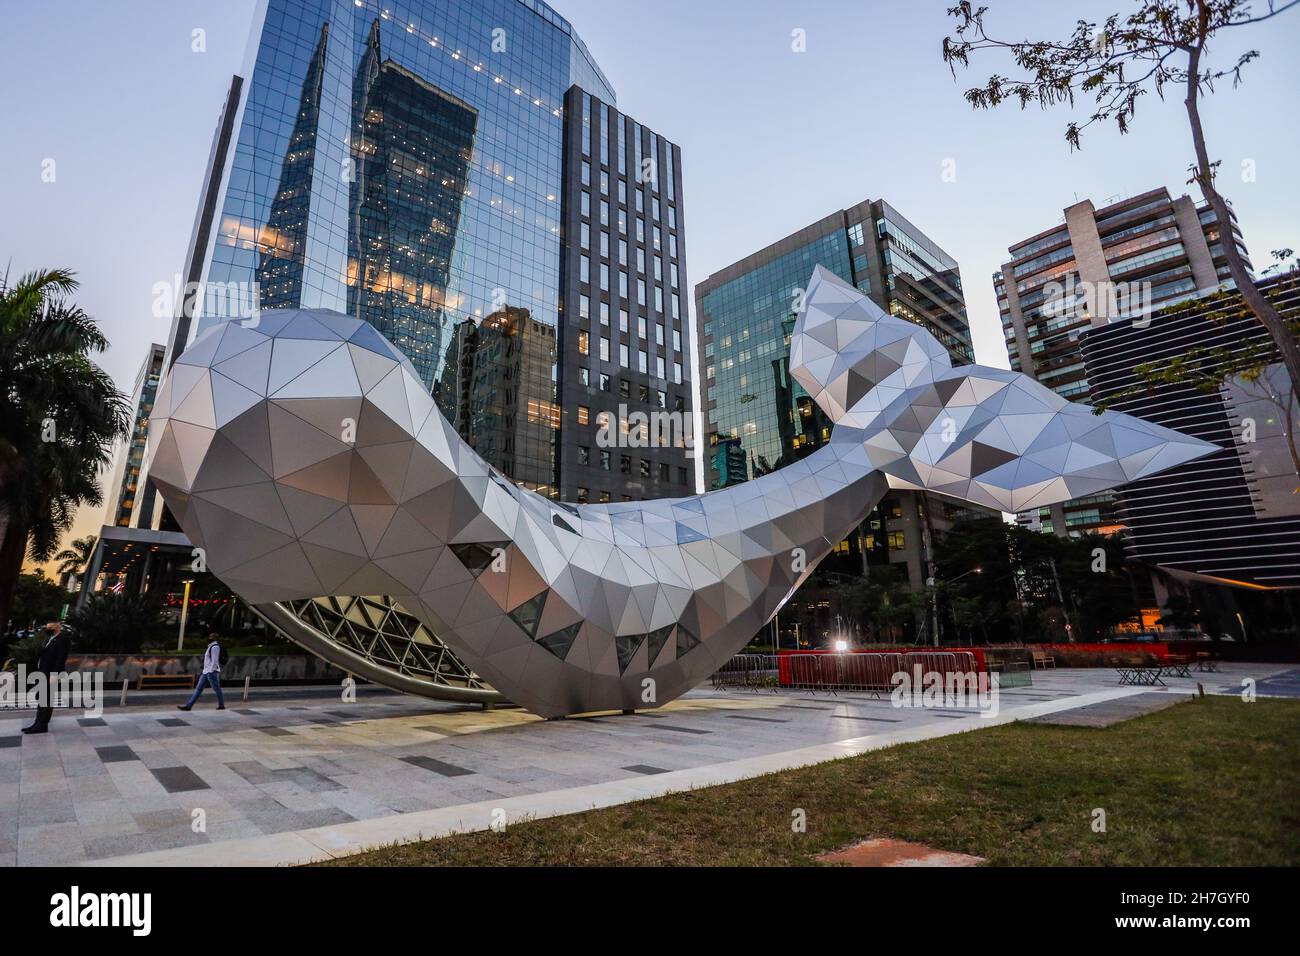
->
[0, 662, 1290, 867]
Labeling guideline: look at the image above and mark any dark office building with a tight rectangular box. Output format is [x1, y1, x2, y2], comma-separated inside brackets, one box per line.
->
[1078, 274, 1300, 609]
[556, 87, 693, 503]
[102, 343, 167, 530]
[995, 186, 1253, 536]
[695, 199, 989, 639]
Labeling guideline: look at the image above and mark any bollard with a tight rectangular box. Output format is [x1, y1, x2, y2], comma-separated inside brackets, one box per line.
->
[120, 679, 128, 707]
[243, 675, 251, 702]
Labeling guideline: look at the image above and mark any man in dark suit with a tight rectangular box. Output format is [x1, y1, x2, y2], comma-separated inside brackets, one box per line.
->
[23, 621, 71, 734]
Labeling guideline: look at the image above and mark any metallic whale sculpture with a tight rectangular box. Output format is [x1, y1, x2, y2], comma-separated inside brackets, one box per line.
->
[145, 267, 1217, 716]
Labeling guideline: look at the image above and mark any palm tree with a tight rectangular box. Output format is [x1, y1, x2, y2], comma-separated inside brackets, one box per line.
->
[0, 268, 129, 634]
[54, 534, 98, 588]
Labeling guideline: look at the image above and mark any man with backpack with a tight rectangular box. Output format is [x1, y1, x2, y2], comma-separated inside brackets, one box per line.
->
[177, 633, 227, 711]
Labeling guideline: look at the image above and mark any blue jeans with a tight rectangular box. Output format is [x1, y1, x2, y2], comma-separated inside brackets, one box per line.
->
[184, 672, 225, 708]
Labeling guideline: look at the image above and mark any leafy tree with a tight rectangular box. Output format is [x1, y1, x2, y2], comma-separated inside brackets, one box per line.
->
[9, 571, 66, 631]
[942, 0, 1300, 412]
[0, 268, 129, 635]
[933, 517, 1143, 642]
[3, 633, 45, 668]
[65, 592, 166, 654]
[0, 570, 66, 662]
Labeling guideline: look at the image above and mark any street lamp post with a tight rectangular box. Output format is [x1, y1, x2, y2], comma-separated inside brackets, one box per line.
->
[928, 567, 982, 646]
[177, 579, 194, 651]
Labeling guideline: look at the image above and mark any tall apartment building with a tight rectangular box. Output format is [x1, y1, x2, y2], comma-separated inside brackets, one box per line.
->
[995, 186, 1253, 536]
[1078, 274, 1300, 602]
[696, 200, 987, 642]
[90, 0, 695, 679]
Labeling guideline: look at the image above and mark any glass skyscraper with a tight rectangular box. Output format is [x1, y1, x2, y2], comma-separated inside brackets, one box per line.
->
[696, 199, 985, 643]
[181, 0, 619, 497]
[146, 0, 695, 688]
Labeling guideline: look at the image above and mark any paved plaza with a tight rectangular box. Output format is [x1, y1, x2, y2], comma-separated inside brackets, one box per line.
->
[1, 662, 1293, 867]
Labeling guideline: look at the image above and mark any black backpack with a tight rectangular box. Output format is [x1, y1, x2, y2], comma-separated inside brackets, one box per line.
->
[211, 641, 229, 668]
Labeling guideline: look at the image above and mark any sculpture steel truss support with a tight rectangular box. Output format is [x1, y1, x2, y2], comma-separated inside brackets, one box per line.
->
[251, 597, 502, 705]
[146, 267, 1217, 716]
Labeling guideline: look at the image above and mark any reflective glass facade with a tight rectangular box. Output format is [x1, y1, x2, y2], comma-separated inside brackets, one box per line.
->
[195, 0, 617, 496]
[697, 199, 984, 608]
[701, 230, 848, 481]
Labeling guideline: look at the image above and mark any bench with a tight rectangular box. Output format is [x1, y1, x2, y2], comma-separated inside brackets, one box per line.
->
[137, 673, 196, 691]
[1160, 657, 1192, 678]
[1031, 649, 1055, 670]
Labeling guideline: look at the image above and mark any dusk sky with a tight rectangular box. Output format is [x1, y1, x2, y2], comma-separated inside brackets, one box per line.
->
[3, 0, 1298, 564]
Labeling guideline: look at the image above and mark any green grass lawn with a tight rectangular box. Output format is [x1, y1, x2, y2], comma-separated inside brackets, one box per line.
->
[320, 696, 1300, 867]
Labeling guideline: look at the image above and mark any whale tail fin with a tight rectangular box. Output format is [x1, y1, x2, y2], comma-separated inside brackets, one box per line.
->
[793, 266, 1222, 512]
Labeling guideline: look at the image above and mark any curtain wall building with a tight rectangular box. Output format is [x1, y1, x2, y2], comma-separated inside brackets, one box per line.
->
[96, 0, 695, 693]
[695, 200, 988, 643]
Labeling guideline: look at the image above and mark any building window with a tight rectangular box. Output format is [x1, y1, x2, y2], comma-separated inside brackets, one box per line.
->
[599, 302, 609, 325]
[579, 295, 589, 319]
[640, 459, 651, 478]
[577, 406, 590, 426]
[599, 337, 610, 361]
[577, 487, 589, 503]
[658, 462, 670, 482]
[620, 455, 631, 474]
[578, 367, 590, 386]
[639, 350, 648, 373]
[599, 372, 611, 391]
[578, 331, 589, 356]
[619, 379, 631, 398]
[620, 344, 629, 367]
[888, 531, 906, 551]
[578, 446, 590, 465]
[600, 450, 611, 470]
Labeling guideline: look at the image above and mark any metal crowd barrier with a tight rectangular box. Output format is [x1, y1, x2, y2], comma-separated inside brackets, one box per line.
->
[709, 654, 779, 692]
[715, 650, 983, 698]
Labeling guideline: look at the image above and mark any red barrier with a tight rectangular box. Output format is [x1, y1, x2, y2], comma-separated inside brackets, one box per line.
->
[1038, 642, 1175, 661]
[776, 647, 986, 687]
